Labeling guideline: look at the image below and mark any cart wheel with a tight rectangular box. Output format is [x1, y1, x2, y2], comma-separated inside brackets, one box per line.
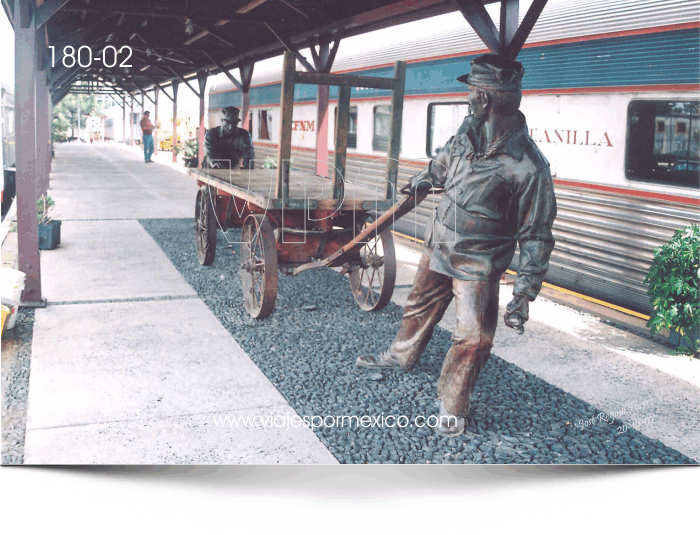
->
[240, 214, 278, 319]
[348, 214, 396, 311]
[195, 186, 217, 265]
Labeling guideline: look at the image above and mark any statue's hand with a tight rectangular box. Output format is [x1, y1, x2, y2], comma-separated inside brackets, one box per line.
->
[504, 293, 530, 335]
[402, 173, 435, 195]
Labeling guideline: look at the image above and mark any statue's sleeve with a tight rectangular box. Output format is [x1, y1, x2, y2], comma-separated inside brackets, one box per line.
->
[204, 128, 217, 159]
[408, 136, 453, 189]
[513, 165, 557, 300]
[239, 128, 255, 169]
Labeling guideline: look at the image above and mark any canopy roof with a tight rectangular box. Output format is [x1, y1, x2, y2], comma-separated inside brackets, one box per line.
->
[4, 0, 514, 102]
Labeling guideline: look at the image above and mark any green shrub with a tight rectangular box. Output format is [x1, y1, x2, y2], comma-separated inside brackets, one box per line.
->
[183, 138, 198, 159]
[645, 224, 700, 356]
[262, 156, 278, 169]
[37, 195, 55, 225]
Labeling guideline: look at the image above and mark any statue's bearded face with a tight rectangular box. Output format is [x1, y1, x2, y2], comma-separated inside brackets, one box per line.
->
[221, 119, 234, 135]
[468, 85, 489, 120]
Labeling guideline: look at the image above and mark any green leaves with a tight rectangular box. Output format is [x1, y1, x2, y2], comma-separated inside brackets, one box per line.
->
[645, 224, 700, 356]
[37, 195, 55, 225]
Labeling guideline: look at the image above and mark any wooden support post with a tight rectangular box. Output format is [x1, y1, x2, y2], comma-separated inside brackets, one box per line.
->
[36, 29, 50, 191]
[36, 68, 50, 196]
[313, 35, 330, 178]
[48, 96, 53, 171]
[153, 86, 159, 155]
[197, 70, 208, 168]
[241, 90, 250, 131]
[122, 95, 126, 143]
[14, 0, 43, 305]
[240, 61, 254, 132]
[172, 82, 179, 163]
[276, 52, 296, 203]
[386, 61, 406, 200]
[129, 96, 134, 145]
[316, 85, 329, 178]
[333, 85, 350, 200]
[506, 0, 548, 59]
[500, 0, 519, 49]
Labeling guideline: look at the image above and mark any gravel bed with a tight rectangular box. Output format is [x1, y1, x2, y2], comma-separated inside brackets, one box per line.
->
[141, 219, 694, 465]
[2, 309, 35, 465]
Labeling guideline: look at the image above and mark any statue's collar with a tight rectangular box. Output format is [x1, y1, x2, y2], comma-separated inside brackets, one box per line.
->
[464, 112, 529, 161]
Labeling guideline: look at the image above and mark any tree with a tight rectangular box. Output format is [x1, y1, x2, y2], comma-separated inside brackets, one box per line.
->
[52, 94, 102, 141]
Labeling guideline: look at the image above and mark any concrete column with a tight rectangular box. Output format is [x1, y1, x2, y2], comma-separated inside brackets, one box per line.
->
[14, 0, 42, 304]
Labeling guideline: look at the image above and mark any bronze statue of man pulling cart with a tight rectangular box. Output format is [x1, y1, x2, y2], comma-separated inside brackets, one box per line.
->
[356, 54, 557, 438]
[191, 52, 556, 439]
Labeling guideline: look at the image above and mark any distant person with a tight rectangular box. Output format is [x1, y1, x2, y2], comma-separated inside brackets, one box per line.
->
[140, 111, 155, 163]
[203, 106, 254, 169]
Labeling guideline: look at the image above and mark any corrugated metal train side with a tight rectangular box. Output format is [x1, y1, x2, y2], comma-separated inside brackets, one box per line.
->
[206, 2, 700, 315]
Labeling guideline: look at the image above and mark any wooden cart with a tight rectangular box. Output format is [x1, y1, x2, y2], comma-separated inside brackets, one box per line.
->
[191, 52, 417, 319]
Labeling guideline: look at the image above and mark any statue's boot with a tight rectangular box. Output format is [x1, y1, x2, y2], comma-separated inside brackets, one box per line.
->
[356, 350, 404, 370]
[435, 400, 466, 437]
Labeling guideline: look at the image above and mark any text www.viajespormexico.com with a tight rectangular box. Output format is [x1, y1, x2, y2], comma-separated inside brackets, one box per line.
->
[213, 413, 457, 430]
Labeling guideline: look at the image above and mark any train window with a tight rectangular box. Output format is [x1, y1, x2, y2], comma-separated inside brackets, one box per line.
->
[258, 110, 272, 140]
[334, 106, 358, 149]
[426, 102, 470, 157]
[626, 100, 699, 188]
[373, 105, 391, 152]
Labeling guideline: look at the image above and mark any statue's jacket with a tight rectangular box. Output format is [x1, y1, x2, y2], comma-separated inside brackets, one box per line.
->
[417, 112, 557, 300]
[204, 126, 255, 167]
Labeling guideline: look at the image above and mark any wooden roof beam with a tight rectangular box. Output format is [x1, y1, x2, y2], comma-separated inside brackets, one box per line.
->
[264, 23, 316, 72]
[505, 0, 547, 59]
[146, 77, 175, 102]
[452, 0, 502, 55]
[36, 0, 71, 28]
[184, 0, 271, 46]
[203, 51, 243, 91]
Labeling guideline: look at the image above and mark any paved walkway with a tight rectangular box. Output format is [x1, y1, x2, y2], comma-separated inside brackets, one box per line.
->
[24, 142, 336, 464]
[19, 141, 700, 463]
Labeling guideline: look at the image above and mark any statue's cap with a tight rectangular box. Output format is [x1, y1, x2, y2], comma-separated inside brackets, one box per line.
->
[222, 106, 241, 122]
[457, 54, 524, 91]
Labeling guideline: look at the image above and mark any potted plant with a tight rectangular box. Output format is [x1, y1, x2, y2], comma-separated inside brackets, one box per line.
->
[37, 194, 61, 250]
[183, 138, 199, 168]
[645, 224, 699, 357]
[262, 156, 278, 169]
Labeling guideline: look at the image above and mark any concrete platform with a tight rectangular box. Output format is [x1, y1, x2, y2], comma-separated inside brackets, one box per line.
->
[391, 241, 700, 462]
[21, 143, 336, 465]
[49, 143, 196, 221]
[40, 220, 196, 303]
[9, 141, 700, 464]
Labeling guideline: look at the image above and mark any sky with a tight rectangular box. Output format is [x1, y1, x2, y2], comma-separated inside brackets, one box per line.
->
[0, 11, 13, 90]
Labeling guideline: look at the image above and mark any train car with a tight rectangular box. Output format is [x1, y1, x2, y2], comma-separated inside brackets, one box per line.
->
[207, 0, 700, 315]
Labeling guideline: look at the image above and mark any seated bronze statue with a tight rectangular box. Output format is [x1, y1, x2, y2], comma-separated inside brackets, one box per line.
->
[203, 106, 255, 169]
